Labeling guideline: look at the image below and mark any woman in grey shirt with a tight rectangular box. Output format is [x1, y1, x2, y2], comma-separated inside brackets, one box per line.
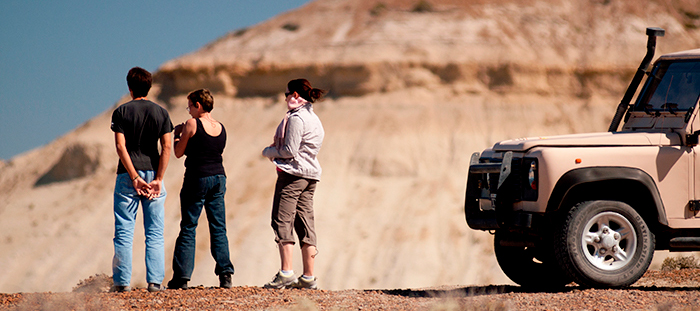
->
[262, 78, 325, 290]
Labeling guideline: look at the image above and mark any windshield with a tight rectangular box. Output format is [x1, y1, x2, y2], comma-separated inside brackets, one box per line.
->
[633, 60, 700, 113]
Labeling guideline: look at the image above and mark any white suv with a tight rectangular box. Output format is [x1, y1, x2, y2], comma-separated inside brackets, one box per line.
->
[465, 27, 700, 288]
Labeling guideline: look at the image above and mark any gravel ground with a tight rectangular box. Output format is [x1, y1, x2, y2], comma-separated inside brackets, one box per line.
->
[2, 270, 700, 310]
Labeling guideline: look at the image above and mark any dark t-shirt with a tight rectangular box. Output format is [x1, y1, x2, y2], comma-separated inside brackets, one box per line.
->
[184, 118, 226, 178]
[111, 99, 173, 174]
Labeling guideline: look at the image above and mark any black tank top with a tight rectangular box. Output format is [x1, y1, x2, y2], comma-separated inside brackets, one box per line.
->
[184, 118, 226, 178]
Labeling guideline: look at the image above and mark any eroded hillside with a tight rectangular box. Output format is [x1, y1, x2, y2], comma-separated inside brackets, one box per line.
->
[156, 0, 700, 99]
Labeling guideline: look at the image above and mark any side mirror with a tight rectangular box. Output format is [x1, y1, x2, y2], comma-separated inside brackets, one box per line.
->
[687, 131, 699, 146]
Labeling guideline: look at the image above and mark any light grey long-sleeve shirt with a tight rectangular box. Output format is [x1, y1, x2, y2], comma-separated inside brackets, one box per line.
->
[262, 103, 324, 180]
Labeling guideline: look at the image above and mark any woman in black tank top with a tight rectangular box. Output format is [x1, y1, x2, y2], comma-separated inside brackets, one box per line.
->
[168, 89, 234, 289]
[183, 118, 226, 178]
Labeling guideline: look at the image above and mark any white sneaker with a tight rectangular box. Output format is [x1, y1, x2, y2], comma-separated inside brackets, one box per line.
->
[263, 271, 297, 289]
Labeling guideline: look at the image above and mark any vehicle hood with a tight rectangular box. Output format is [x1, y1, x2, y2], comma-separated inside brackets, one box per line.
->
[492, 132, 681, 152]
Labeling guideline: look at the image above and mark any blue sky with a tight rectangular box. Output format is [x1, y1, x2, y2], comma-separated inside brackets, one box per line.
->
[0, 0, 309, 160]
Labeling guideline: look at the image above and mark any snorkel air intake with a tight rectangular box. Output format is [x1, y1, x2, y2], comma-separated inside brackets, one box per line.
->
[608, 27, 665, 132]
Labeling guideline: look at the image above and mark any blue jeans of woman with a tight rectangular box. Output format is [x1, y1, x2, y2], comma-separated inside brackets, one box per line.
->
[172, 174, 234, 280]
[113, 171, 166, 287]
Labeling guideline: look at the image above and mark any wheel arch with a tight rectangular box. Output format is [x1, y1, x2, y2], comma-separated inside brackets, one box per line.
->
[546, 167, 668, 227]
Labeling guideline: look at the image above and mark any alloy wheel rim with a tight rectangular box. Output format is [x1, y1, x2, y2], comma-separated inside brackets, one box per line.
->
[581, 211, 637, 271]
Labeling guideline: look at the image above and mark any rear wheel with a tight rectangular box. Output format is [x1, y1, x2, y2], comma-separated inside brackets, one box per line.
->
[494, 230, 572, 289]
[554, 200, 654, 288]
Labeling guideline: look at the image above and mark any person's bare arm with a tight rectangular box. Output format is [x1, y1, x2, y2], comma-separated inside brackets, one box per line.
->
[173, 119, 196, 158]
[148, 132, 172, 199]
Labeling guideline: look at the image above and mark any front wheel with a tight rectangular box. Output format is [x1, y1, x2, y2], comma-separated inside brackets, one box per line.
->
[554, 200, 654, 288]
[494, 231, 572, 289]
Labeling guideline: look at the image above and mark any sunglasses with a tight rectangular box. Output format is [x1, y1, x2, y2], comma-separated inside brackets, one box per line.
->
[285, 91, 293, 97]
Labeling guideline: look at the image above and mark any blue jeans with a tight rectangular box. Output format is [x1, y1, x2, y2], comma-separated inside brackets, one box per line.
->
[112, 171, 166, 286]
[172, 174, 234, 280]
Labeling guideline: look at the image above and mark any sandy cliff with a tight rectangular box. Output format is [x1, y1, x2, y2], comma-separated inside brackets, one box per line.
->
[1, 0, 700, 293]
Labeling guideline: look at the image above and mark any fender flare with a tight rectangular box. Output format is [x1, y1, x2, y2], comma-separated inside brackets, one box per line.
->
[547, 167, 668, 226]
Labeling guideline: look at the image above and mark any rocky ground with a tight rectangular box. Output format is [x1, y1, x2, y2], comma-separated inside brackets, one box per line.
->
[2, 269, 700, 310]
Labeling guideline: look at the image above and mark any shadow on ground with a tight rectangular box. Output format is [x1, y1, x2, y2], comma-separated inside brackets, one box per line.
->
[379, 284, 700, 298]
[380, 285, 527, 298]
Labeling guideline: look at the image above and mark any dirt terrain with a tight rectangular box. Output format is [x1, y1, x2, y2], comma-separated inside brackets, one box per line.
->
[2, 270, 700, 310]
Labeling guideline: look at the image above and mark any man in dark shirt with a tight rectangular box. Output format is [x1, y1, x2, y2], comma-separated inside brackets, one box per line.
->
[110, 67, 173, 292]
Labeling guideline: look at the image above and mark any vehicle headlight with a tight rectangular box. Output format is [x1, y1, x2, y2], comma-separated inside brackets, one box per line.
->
[528, 160, 537, 190]
[521, 158, 538, 201]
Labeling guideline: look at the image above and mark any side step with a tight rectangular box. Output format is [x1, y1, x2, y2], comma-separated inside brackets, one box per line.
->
[669, 237, 700, 251]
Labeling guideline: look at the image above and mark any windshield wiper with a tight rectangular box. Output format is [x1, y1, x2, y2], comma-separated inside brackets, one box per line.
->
[660, 103, 678, 115]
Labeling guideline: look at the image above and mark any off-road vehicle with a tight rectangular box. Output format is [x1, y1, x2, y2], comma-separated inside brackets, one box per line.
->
[464, 27, 700, 288]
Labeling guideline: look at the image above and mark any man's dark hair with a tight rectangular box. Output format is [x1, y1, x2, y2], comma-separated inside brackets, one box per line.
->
[187, 89, 214, 112]
[127, 67, 152, 98]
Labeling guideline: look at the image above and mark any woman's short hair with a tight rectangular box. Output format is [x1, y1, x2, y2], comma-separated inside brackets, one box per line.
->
[288, 79, 325, 103]
[187, 89, 214, 112]
[126, 67, 152, 98]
